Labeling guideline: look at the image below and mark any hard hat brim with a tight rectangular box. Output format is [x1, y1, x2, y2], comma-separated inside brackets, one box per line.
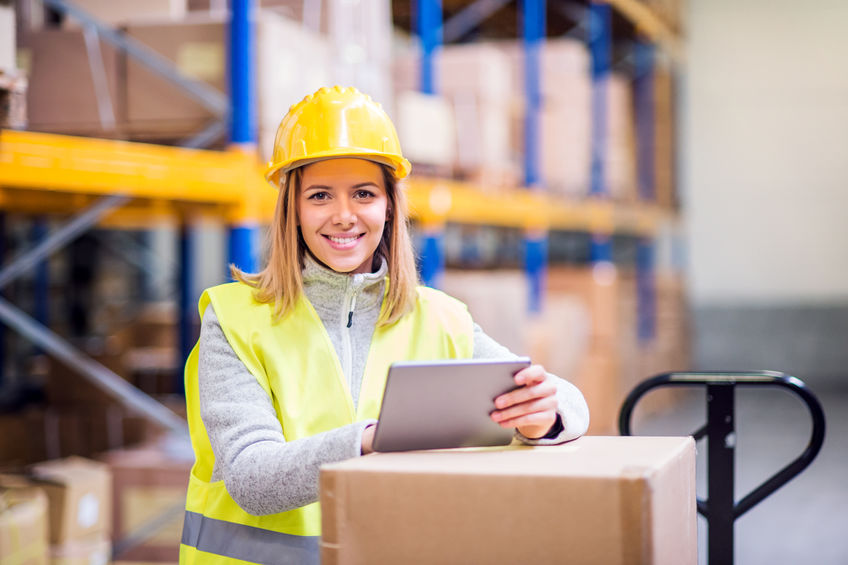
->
[264, 151, 412, 188]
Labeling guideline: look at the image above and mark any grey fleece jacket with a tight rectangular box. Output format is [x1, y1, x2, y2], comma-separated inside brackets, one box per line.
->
[198, 255, 590, 516]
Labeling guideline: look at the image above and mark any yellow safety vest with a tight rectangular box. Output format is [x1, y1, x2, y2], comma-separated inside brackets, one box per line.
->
[180, 281, 473, 565]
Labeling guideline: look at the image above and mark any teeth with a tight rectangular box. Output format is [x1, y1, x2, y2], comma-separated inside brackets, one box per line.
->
[329, 235, 358, 244]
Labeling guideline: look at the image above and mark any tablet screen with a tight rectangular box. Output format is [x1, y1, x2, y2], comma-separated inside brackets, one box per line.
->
[372, 358, 531, 452]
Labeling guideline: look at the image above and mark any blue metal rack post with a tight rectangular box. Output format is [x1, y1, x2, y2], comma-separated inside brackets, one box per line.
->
[636, 239, 656, 342]
[0, 214, 5, 387]
[589, 2, 613, 264]
[177, 223, 193, 395]
[227, 0, 261, 275]
[634, 41, 655, 201]
[417, 0, 446, 288]
[634, 40, 657, 342]
[418, 0, 442, 95]
[33, 219, 50, 355]
[522, 0, 547, 313]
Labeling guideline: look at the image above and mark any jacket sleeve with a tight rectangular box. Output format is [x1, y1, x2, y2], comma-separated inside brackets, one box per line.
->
[472, 323, 590, 444]
[198, 304, 376, 515]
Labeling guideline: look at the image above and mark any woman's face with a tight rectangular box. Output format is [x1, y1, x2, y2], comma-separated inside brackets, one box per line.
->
[297, 158, 389, 275]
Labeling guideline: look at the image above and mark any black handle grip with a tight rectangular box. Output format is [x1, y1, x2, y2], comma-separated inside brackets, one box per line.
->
[619, 371, 826, 519]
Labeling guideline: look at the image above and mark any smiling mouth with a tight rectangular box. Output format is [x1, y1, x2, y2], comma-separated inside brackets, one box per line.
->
[324, 234, 363, 246]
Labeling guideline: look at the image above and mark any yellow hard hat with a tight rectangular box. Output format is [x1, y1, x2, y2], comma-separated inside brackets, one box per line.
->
[264, 86, 412, 187]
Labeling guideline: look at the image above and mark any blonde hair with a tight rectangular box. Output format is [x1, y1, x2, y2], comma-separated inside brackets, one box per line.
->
[231, 164, 419, 326]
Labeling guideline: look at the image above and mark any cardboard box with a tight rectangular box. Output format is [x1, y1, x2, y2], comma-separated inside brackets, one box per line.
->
[1, 4, 15, 71]
[605, 73, 638, 201]
[0, 69, 29, 129]
[124, 14, 226, 138]
[29, 457, 112, 545]
[0, 478, 50, 565]
[320, 436, 696, 565]
[49, 534, 111, 565]
[0, 407, 50, 466]
[100, 441, 193, 562]
[19, 28, 122, 136]
[63, 0, 187, 28]
[395, 91, 455, 168]
[441, 269, 528, 355]
[128, 10, 331, 143]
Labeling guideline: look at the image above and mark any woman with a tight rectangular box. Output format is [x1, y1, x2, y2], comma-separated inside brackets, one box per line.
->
[180, 86, 589, 565]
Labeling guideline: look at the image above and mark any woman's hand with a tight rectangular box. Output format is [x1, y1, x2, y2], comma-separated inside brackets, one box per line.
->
[361, 423, 377, 454]
[491, 364, 558, 439]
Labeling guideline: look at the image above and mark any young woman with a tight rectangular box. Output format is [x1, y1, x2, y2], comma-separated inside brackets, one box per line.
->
[180, 86, 589, 565]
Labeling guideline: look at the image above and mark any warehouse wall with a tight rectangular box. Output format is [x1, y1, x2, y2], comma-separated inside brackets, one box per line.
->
[683, 0, 848, 387]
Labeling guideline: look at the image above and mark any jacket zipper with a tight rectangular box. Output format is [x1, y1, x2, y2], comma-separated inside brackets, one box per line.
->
[341, 283, 357, 390]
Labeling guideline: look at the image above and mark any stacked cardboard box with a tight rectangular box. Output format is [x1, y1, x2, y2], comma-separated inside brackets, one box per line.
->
[654, 63, 677, 208]
[393, 43, 518, 188]
[440, 44, 518, 188]
[62, 0, 187, 28]
[255, 10, 332, 162]
[43, 339, 153, 459]
[438, 266, 689, 434]
[605, 73, 638, 201]
[19, 27, 123, 137]
[100, 440, 193, 562]
[497, 39, 593, 198]
[321, 436, 697, 564]
[638, 272, 691, 378]
[123, 13, 226, 140]
[126, 10, 333, 146]
[0, 69, 28, 129]
[545, 265, 635, 433]
[394, 90, 456, 173]
[21, 8, 334, 146]
[441, 269, 529, 355]
[0, 408, 50, 467]
[0, 476, 50, 565]
[29, 456, 113, 565]
[1, 3, 15, 71]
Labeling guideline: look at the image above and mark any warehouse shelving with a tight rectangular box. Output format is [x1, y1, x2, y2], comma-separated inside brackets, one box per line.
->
[1, 0, 684, 438]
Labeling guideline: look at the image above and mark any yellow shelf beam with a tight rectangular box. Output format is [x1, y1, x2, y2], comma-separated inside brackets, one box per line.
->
[405, 178, 669, 236]
[0, 129, 277, 222]
[1, 130, 672, 235]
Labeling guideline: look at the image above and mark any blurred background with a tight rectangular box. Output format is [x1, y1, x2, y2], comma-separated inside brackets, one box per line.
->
[0, 0, 845, 564]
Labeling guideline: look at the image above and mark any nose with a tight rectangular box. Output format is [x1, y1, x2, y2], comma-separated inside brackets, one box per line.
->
[331, 197, 356, 227]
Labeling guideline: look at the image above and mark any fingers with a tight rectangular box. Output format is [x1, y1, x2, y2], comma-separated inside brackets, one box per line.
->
[495, 367, 556, 411]
[513, 364, 547, 386]
[491, 395, 557, 426]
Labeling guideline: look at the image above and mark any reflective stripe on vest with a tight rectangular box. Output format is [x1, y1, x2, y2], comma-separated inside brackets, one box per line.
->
[182, 282, 474, 561]
[181, 510, 319, 565]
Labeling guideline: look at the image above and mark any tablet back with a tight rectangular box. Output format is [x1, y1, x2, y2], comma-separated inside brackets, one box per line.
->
[372, 358, 530, 452]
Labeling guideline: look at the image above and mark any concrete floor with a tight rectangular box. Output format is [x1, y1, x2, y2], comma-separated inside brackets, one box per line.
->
[634, 385, 848, 565]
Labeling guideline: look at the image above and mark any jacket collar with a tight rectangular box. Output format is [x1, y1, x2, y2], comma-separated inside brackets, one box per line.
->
[301, 253, 387, 316]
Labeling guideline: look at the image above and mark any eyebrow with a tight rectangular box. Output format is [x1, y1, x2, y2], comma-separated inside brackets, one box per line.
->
[303, 181, 380, 191]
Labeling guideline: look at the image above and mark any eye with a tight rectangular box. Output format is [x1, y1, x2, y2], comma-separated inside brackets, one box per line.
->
[307, 191, 330, 201]
[354, 189, 376, 199]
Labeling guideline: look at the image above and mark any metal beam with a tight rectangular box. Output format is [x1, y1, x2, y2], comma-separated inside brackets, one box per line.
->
[42, 0, 227, 116]
[589, 2, 611, 198]
[521, 0, 545, 188]
[229, 0, 257, 144]
[418, 0, 443, 94]
[0, 194, 128, 290]
[82, 25, 117, 132]
[0, 296, 188, 434]
[443, 0, 512, 43]
[180, 120, 229, 149]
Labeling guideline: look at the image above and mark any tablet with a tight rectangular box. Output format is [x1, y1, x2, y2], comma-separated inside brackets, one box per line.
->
[371, 357, 531, 452]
